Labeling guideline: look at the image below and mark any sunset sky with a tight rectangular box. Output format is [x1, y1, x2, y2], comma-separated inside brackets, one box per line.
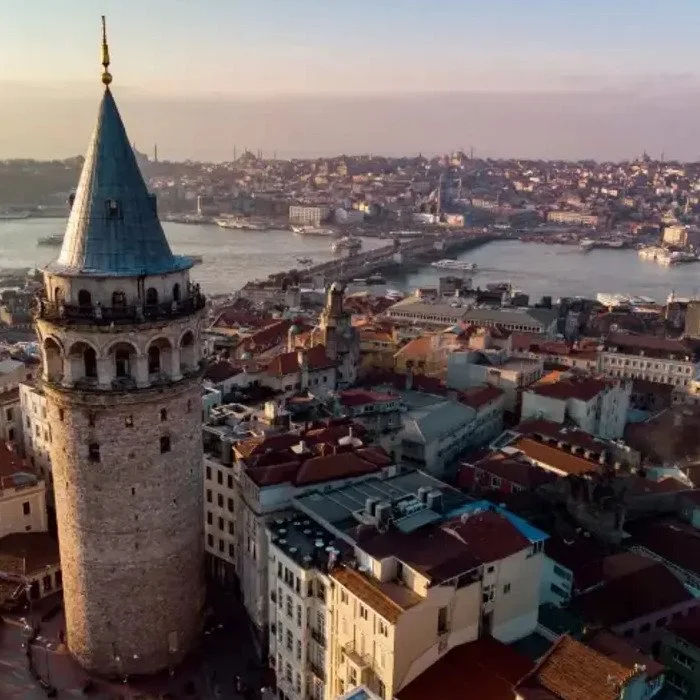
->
[2, 0, 699, 160]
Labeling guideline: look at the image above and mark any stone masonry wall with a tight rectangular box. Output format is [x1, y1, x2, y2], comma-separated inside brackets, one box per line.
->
[45, 377, 204, 675]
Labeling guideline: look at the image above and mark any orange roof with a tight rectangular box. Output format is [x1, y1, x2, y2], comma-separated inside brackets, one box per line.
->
[516, 635, 638, 700]
[513, 437, 602, 475]
[331, 567, 413, 624]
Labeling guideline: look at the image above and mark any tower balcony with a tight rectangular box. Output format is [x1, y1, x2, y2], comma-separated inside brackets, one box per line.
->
[35, 293, 206, 327]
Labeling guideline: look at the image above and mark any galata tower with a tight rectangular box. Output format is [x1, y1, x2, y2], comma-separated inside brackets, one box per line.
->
[34, 19, 205, 676]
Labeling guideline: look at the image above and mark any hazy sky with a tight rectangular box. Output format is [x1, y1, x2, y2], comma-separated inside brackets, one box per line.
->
[2, 0, 700, 160]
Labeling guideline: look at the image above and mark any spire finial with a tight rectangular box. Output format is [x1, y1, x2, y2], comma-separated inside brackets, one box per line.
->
[101, 15, 112, 86]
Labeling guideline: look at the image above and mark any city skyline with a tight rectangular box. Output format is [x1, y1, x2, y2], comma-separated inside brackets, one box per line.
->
[2, 1, 700, 161]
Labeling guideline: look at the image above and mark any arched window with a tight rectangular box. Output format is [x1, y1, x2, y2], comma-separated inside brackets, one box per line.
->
[112, 290, 126, 307]
[78, 289, 92, 308]
[148, 345, 161, 375]
[43, 338, 63, 382]
[180, 330, 196, 371]
[172, 283, 181, 303]
[115, 348, 131, 378]
[146, 288, 159, 306]
[84, 347, 97, 378]
[54, 287, 64, 304]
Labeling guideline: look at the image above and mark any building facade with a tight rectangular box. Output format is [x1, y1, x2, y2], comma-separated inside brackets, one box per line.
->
[33, 40, 205, 676]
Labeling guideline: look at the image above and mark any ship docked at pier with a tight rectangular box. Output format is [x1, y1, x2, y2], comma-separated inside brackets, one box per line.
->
[638, 246, 699, 266]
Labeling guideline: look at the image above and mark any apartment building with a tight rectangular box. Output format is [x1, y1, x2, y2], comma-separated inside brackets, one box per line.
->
[0, 357, 38, 446]
[521, 376, 631, 439]
[233, 426, 396, 646]
[546, 210, 599, 226]
[0, 441, 48, 537]
[289, 205, 330, 227]
[19, 383, 53, 490]
[284, 472, 547, 700]
[599, 333, 699, 388]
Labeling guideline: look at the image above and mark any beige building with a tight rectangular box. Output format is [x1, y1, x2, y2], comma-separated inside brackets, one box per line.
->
[19, 383, 53, 494]
[547, 210, 599, 226]
[283, 474, 546, 700]
[289, 205, 331, 227]
[0, 357, 38, 446]
[0, 442, 48, 537]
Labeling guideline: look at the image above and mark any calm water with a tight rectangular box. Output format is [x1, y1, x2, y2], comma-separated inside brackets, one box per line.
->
[0, 218, 386, 296]
[385, 239, 700, 303]
[1, 219, 698, 301]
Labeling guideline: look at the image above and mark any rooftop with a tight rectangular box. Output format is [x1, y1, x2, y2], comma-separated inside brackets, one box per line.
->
[512, 436, 602, 476]
[0, 532, 60, 576]
[46, 88, 190, 278]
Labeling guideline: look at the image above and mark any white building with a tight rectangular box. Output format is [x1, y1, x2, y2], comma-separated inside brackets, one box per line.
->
[521, 376, 631, 439]
[599, 333, 698, 389]
[289, 205, 331, 227]
[0, 358, 38, 446]
[19, 383, 53, 491]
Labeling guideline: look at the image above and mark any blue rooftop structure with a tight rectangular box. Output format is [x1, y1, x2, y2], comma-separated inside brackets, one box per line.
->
[47, 86, 190, 277]
[446, 499, 549, 543]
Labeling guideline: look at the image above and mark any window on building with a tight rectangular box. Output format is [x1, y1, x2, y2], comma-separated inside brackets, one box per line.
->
[286, 630, 293, 652]
[217, 470, 223, 485]
[77, 289, 92, 308]
[22, 501, 30, 515]
[160, 408, 167, 422]
[172, 283, 181, 303]
[84, 347, 97, 378]
[227, 474, 233, 489]
[503, 583, 511, 594]
[227, 497, 234, 512]
[218, 517, 224, 531]
[217, 493, 223, 507]
[88, 443, 100, 463]
[297, 604, 302, 626]
[207, 534, 213, 547]
[206, 511, 212, 525]
[228, 543, 234, 558]
[437, 606, 448, 634]
[228, 521, 234, 535]
[286, 595, 293, 618]
[160, 435, 171, 453]
[296, 639, 301, 660]
[206, 489, 212, 503]
[218, 539, 224, 553]
[42, 574, 52, 591]
[145, 287, 159, 306]
[148, 346, 161, 375]
[206, 465, 211, 480]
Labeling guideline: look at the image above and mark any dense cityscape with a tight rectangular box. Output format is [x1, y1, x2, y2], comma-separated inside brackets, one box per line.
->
[2, 11, 700, 700]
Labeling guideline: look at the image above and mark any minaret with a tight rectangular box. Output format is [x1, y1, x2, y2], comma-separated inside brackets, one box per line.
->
[34, 18, 205, 676]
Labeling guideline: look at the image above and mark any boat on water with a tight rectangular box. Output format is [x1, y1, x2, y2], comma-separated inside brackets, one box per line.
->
[215, 217, 268, 231]
[596, 292, 655, 307]
[331, 236, 362, 253]
[296, 257, 313, 266]
[581, 238, 628, 251]
[639, 246, 698, 266]
[292, 225, 338, 237]
[431, 259, 477, 271]
[37, 233, 64, 247]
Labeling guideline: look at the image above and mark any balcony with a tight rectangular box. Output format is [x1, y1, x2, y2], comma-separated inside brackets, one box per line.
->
[35, 293, 206, 327]
[310, 627, 326, 648]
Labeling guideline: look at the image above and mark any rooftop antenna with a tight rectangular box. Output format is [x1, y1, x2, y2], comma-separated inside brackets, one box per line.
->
[101, 16, 112, 86]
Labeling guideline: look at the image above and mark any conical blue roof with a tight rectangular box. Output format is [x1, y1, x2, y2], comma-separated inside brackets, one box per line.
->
[47, 88, 190, 277]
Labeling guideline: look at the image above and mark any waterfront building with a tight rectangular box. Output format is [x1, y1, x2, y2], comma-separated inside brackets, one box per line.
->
[32, 25, 205, 675]
[546, 210, 599, 226]
[289, 205, 330, 227]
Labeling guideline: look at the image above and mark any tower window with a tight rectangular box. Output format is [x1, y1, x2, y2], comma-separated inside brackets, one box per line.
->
[112, 290, 126, 308]
[105, 198, 121, 219]
[22, 501, 30, 515]
[88, 443, 100, 463]
[148, 346, 161, 375]
[84, 347, 97, 379]
[87, 411, 96, 427]
[77, 289, 92, 308]
[160, 408, 167, 422]
[146, 287, 159, 306]
[115, 349, 131, 378]
[160, 436, 171, 453]
[59, 408, 64, 422]
[172, 283, 181, 302]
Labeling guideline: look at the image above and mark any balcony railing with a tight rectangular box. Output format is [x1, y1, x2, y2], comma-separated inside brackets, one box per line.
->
[35, 293, 206, 326]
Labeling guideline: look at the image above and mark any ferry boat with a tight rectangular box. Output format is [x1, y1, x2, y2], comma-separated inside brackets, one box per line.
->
[331, 236, 362, 253]
[431, 259, 477, 271]
[215, 217, 268, 231]
[37, 233, 64, 246]
[292, 225, 338, 237]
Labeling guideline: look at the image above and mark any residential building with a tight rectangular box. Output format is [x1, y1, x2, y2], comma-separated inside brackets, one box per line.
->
[520, 376, 631, 439]
[337, 389, 403, 441]
[19, 383, 53, 493]
[0, 357, 37, 446]
[599, 333, 699, 388]
[0, 532, 61, 608]
[660, 609, 700, 699]
[0, 442, 48, 537]
[546, 210, 599, 226]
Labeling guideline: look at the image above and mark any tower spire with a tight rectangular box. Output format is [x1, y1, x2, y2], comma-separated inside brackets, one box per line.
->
[101, 15, 112, 86]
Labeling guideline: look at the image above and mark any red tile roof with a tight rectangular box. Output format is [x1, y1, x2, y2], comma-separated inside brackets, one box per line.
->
[0, 533, 60, 576]
[265, 344, 336, 377]
[397, 636, 534, 700]
[339, 388, 398, 407]
[530, 377, 609, 402]
[203, 360, 242, 381]
[0, 442, 29, 480]
[585, 630, 664, 680]
[294, 451, 382, 486]
[516, 635, 639, 700]
[516, 418, 606, 455]
[458, 385, 504, 409]
[461, 453, 556, 491]
[513, 437, 602, 476]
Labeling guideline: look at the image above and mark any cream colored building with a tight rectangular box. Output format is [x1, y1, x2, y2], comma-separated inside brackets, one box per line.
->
[0, 358, 37, 446]
[19, 383, 53, 492]
[282, 473, 546, 700]
[0, 442, 48, 537]
[289, 205, 331, 227]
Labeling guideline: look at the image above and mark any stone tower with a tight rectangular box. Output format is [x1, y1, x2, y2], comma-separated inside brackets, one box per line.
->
[34, 24, 205, 676]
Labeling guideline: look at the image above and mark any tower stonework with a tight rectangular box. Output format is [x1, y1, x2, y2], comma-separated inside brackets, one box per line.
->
[34, 33, 204, 676]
